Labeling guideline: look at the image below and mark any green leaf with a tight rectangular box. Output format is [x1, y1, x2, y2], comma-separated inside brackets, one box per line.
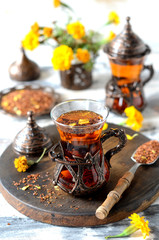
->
[105, 225, 138, 239]
[27, 148, 46, 166]
[83, 60, 94, 71]
[104, 21, 112, 26]
[27, 159, 35, 166]
[119, 121, 126, 126]
[60, 2, 74, 12]
[35, 148, 47, 163]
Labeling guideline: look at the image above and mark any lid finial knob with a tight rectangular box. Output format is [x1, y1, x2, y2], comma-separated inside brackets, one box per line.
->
[126, 16, 131, 24]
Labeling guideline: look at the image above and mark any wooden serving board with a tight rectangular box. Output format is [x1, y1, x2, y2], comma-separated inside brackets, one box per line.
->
[0, 123, 159, 227]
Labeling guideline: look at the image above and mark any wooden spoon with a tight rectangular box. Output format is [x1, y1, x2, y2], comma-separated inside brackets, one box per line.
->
[95, 143, 158, 220]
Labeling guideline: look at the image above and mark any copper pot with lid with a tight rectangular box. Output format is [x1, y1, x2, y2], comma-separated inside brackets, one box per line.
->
[104, 17, 154, 114]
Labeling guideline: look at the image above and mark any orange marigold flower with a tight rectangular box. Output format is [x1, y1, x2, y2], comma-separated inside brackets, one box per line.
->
[31, 22, 39, 34]
[124, 106, 143, 131]
[22, 30, 39, 51]
[67, 21, 85, 39]
[107, 31, 116, 41]
[52, 45, 74, 71]
[43, 27, 53, 37]
[108, 11, 120, 25]
[14, 156, 29, 172]
[76, 48, 90, 63]
[53, 0, 60, 7]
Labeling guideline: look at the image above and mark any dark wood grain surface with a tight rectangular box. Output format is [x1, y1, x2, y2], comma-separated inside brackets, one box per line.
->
[0, 123, 159, 227]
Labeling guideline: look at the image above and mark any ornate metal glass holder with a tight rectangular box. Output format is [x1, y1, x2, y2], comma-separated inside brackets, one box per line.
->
[106, 78, 146, 115]
[49, 142, 107, 196]
[49, 128, 127, 196]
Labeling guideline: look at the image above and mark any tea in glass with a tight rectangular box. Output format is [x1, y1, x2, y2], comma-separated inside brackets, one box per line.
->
[109, 58, 144, 86]
[50, 99, 126, 195]
[55, 109, 109, 190]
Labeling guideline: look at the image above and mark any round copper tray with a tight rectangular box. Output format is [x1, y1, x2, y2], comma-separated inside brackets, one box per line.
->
[0, 84, 60, 118]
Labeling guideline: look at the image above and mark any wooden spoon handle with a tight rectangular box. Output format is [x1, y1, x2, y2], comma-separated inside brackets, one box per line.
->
[95, 171, 134, 220]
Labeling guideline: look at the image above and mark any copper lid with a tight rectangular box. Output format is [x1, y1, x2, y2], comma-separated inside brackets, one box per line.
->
[104, 17, 151, 59]
[13, 111, 53, 156]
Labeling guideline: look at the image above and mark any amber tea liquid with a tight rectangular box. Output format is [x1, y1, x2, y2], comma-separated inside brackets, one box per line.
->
[109, 57, 144, 86]
[108, 57, 145, 112]
[56, 110, 109, 190]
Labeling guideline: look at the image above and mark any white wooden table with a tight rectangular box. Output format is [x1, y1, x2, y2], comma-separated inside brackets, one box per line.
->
[0, 50, 159, 240]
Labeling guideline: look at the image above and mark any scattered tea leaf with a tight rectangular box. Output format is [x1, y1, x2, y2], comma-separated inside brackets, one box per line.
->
[151, 150, 156, 153]
[54, 186, 59, 191]
[21, 185, 30, 191]
[69, 123, 76, 126]
[35, 185, 41, 189]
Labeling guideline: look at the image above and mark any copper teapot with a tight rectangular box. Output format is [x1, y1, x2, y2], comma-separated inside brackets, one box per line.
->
[104, 17, 154, 114]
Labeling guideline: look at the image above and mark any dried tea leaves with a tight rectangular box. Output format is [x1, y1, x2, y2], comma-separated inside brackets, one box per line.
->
[133, 140, 159, 164]
[1, 88, 55, 117]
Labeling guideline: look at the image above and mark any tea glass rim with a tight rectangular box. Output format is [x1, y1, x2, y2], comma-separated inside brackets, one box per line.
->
[50, 99, 109, 129]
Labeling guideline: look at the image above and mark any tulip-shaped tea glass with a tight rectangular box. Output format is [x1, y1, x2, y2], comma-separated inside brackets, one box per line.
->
[49, 99, 127, 196]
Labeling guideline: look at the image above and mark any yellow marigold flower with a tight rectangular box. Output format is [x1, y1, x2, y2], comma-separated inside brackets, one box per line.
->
[31, 22, 39, 34]
[105, 213, 150, 239]
[76, 48, 90, 63]
[108, 11, 120, 25]
[14, 148, 46, 173]
[52, 45, 74, 71]
[43, 27, 53, 37]
[14, 156, 29, 172]
[124, 106, 143, 131]
[129, 213, 150, 239]
[67, 21, 85, 39]
[107, 31, 116, 41]
[22, 30, 39, 51]
[53, 0, 60, 7]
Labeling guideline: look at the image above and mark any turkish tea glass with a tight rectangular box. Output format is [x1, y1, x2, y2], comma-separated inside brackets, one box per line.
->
[106, 56, 154, 113]
[49, 99, 127, 196]
[108, 56, 154, 86]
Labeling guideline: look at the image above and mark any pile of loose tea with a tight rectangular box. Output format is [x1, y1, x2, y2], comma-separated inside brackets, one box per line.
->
[133, 140, 159, 164]
[1, 89, 55, 116]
